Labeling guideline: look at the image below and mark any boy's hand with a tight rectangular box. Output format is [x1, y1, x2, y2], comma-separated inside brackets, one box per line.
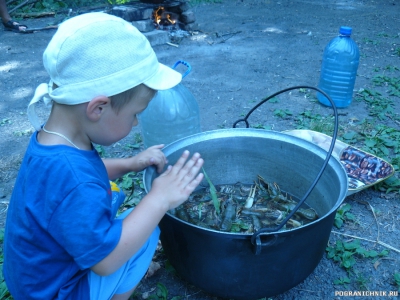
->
[134, 144, 168, 173]
[149, 150, 204, 211]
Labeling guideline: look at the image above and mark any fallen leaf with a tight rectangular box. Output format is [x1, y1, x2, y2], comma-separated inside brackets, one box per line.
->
[145, 261, 161, 278]
[142, 287, 156, 299]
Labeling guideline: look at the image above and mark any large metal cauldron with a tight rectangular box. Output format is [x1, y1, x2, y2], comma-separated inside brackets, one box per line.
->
[143, 128, 348, 300]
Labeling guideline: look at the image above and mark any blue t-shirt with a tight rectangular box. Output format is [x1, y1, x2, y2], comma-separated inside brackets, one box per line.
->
[3, 132, 125, 299]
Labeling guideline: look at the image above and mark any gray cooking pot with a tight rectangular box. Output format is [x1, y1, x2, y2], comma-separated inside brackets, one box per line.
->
[143, 128, 348, 300]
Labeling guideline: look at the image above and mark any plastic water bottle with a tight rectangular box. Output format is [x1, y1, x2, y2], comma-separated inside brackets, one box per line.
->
[139, 61, 201, 148]
[317, 26, 360, 108]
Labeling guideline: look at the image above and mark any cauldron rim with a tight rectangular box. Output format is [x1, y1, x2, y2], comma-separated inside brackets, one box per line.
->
[144, 128, 348, 235]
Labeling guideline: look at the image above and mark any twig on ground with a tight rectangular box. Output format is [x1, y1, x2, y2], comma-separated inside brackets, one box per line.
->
[8, 0, 35, 14]
[23, 25, 59, 33]
[373, 257, 396, 270]
[331, 231, 400, 254]
[216, 31, 242, 38]
[12, 11, 56, 18]
[166, 42, 179, 47]
[215, 31, 242, 43]
[332, 199, 400, 253]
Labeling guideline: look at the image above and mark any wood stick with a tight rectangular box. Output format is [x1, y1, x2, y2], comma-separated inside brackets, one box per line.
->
[12, 11, 56, 18]
[9, 0, 35, 14]
[166, 42, 179, 47]
[23, 25, 59, 33]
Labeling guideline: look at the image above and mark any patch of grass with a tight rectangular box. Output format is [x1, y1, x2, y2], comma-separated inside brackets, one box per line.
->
[334, 276, 351, 287]
[363, 38, 379, 45]
[356, 89, 394, 121]
[294, 109, 335, 136]
[298, 88, 313, 99]
[217, 120, 227, 129]
[334, 203, 356, 229]
[94, 144, 106, 157]
[354, 272, 370, 290]
[273, 108, 292, 119]
[326, 239, 389, 272]
[0, 229, 13, 300]
[147, 283, 169, 300]
[373, 74, 400, 97]
[9, 0, 128, 17]
[0, 119, 11, 126]
[251, 123, 268, 129]
[117, 172, 145, 212]
[394, 273, 400, 290]
[13, 129, 32, 137]
[377, 32, 390, 38]
[340, 130, 358, 144]
[124, 133, 143, 150]
[359, 124, 399, 158]
[268, 97, 279, 103]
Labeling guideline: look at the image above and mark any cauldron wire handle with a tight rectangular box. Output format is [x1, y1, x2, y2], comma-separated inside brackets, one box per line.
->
[232, 86, 339, 254]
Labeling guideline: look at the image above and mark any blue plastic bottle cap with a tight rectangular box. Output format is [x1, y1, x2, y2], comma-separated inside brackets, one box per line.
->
[339, 26, 352, 35]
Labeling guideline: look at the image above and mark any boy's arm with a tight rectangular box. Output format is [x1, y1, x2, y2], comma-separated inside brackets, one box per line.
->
[92, 150, 204, 276]
[102, 145, 167, 180]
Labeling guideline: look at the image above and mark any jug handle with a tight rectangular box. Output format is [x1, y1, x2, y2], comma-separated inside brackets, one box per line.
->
[232, 86, 339, 254]
[172, 60, 192, 79]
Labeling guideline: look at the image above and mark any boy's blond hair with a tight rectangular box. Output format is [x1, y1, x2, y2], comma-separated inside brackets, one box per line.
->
[110, 84, 156, 113]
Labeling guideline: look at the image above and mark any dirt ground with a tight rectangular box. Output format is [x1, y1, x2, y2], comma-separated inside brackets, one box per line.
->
[1, 0, 400, 299]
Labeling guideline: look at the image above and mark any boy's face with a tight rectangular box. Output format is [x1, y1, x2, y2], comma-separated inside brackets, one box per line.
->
[93, 93, 153, 146]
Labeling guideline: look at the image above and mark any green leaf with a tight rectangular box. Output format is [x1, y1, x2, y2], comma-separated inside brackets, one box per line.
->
[202, 168, 220, 215]
[378, 145, 389, 155]
[342, 256, 356, 269]
[379, 249, 389, 257]
[355, 247, 367, 256]
[333, 279, 343, 285]
[365, 250, 379, 258]
[394, 273, 400, 285]
[344, 276, 351, 283]
[326, 247, 337, 259]
[156, 282, 168, 299]
[344, 240, 360, 250]
[336, 240, 344, 251]
[334, 217, 343, 228]
[383, 139, 396, 147]
[342, 131, 357, 140]
[365, 139, 377, 147]
[340, 203, 352, 213]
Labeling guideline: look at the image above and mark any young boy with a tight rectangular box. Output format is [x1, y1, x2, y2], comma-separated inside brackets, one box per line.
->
[3, 12, 204, 300]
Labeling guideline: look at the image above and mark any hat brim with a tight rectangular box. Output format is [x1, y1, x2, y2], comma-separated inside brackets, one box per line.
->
[143, 63, 182, 91]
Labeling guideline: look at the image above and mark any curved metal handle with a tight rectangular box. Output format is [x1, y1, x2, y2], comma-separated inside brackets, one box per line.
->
[172, 60, 192, 79]
[254, 234, 279, 255]
[232, 86, 339, 254]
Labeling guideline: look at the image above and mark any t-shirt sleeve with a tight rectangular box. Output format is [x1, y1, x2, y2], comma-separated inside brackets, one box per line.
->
[48, 182, 123, 269]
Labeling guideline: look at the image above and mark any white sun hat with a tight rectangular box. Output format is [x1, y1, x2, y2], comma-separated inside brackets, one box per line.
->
[28, 12, 182, 131]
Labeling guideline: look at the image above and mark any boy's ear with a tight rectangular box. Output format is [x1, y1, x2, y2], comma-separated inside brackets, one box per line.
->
[86, 96, 110, 121]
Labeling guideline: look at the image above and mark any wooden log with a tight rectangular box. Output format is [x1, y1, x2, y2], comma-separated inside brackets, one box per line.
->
[12, 11, 56, 18]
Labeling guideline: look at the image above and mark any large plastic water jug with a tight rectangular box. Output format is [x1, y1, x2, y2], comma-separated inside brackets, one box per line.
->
[139, 61, 201, 148]
[317, 26, 360, 108]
